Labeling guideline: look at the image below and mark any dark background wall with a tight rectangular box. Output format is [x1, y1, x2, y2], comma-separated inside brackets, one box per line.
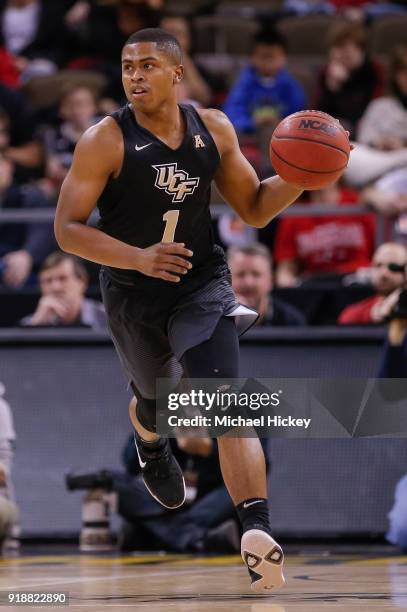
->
[0, 328, 406, 538]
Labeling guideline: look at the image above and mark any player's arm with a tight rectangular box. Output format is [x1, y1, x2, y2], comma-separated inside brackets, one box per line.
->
[54, 118, 192, 282]
[202, 109, 303, 228]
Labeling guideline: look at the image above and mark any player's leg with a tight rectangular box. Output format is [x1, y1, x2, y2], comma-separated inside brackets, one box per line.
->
[100, 271, 185, 509]
[128, 388, 186, 511]
[180, 316, 284, 593]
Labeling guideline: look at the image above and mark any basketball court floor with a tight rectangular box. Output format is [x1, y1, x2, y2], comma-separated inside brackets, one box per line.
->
[1, 548, 407, 611]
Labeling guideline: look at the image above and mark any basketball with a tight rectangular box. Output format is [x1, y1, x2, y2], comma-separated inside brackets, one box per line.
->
[270, 110, 351, 190]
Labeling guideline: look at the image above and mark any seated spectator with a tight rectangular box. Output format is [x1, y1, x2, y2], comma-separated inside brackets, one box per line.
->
[0, 382, 18, 554]
[228, 242, 306, 325]
[316, 22, 384, 137]
[388, 473, 407, 554]
[358, 46, 407, 152]
[0, 83, 42, 179]
[338, 242, 407, 325]
[0, 154, 54, 288]
[160, 14, 212, 107]
[379, 291, 407, 552]
[72, 0, 161, 100]
[20, 251, 107, 328]
[66, 398, 244, 554]
[216, 212, 257, 250]
[0, 41, 19, 87]
[0, 0, 71, 74]
[40, 84, 100, 199]
[346, 46, 407, 189]
[274, 183, 375, 288]
[283, 0, 334, 16]
[223, 28, 305, 168]
[363, 167, 407, 217]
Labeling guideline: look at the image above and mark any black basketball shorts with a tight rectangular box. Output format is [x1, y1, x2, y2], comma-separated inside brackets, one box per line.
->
[100, 267, 257, 399]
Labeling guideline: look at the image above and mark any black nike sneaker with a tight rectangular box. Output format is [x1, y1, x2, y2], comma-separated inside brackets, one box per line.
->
[134, 434, 186, 509]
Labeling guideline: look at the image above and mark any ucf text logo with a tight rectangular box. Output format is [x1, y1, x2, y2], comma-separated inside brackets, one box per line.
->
[153, 163, 200, 203]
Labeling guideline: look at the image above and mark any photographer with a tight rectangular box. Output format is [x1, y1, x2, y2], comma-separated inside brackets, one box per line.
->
[377, 286, 407, 378]
[0, 383, 18, 553]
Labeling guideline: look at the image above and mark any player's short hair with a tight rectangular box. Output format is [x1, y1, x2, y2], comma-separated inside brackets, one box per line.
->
[253, 28, 287, 52]
[40, 252, 89, 282]
[123, 28, 183, 64]
[227, 243, 273, 268]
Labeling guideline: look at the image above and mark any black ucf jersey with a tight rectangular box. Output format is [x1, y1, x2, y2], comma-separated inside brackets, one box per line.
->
[98, 103, 224, 289]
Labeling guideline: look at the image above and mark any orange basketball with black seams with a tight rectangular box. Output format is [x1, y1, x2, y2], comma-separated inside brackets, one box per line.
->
[270, 110, 351, 190]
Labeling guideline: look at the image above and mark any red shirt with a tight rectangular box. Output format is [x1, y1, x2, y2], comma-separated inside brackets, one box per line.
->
[338, 295, 381, 325]
[0, 48, 19, 88]
[274, 200, 376, 276]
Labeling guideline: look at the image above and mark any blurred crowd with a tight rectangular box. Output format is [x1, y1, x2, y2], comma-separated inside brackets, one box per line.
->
[0, 0, 406, 328]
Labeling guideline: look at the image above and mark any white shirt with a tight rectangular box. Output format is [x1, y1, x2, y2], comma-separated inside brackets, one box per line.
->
[0, 383, 15, 442]
[3, 1, 40, 55]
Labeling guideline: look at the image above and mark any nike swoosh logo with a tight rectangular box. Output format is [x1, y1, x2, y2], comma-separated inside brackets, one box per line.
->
[243, 500, 263, 509]
[134, 435, 147, 468]
[135, 143, 152, 151]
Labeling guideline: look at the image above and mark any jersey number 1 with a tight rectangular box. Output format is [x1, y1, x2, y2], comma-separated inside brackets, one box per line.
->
[162, 210, 180, 243]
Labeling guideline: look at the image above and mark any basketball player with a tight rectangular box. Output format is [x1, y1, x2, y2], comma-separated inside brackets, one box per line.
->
[55, 29, 308, 593]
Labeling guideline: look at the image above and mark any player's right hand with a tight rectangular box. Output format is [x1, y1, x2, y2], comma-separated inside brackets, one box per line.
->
[136, 242, 193, 282]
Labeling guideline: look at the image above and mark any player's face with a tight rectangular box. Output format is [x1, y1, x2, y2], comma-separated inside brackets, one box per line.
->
[230, 253, 273, 309]
[371, 245, 407, 295]
[122, 42, 182, 113]
[40, 260, 87, 302]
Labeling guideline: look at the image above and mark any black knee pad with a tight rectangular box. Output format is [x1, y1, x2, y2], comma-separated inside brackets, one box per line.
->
[135, 397, 158, 433]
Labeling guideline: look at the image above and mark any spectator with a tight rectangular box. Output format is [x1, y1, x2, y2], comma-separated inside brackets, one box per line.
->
[20, 251, 107, 328]
[358, 46, 407, 152]
[274, 183, 375, 288]
[346, 46, 407, 189]
[0, 0, 71, 73]
[362, 167, 407, 217]
[0, 41, 19, 87]
[0, 382, 18, 554]
[66, 398, 243, 554]
[338, 242, 407, 325]
[0, 153, 54, 288]
[75, 0, 161, 97]
[377, 290, 407, 553]
[40, 84, 100, 198]
[223, 28, 305, 139]
[160, 14, 212, 107]
[0, 84, 42, 178]
[387, 472, 407, 554]
[377, 288, 407, 378]
[228, 243, 306, 325]
[316, 22, 384, 137]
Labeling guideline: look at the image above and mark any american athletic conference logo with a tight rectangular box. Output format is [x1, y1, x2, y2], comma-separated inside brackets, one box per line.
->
[153, 163, 200, 203]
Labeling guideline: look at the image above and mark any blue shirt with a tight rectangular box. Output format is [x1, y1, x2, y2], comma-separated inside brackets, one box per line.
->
[224, 66, 306, 134]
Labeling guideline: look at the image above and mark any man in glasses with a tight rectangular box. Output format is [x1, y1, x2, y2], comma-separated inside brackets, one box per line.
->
[338, 242, 407, 325]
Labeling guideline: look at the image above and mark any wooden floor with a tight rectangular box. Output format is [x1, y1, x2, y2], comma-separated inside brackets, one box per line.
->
[1, 549, 407, 611]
